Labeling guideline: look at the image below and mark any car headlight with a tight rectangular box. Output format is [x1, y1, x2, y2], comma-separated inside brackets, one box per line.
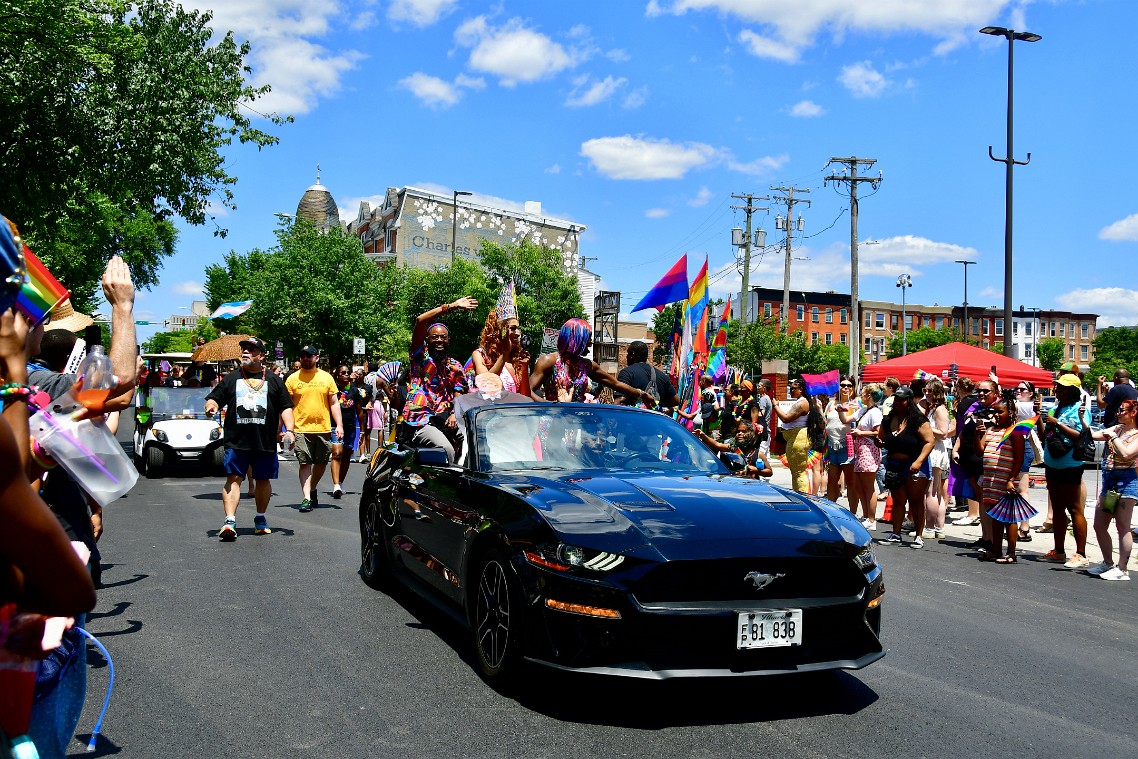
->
[523, 543, 627, 573]
[154, 429, 168, 443]
[209, 428, 221, 441]
[852, 544, 877, 572]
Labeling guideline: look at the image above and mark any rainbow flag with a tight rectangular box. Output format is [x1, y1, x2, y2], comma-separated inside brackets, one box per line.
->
[631, 253, 688, 312]
[711, 296, 730, 349]
[15, 244, 68, 325]
[997, 415, 1039, 448]
[687, 255, 709, 327]
[801, 369, 840, 396]
[913, 369, 937, 381]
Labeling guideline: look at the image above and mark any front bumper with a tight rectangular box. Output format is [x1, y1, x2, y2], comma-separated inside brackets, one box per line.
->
[518, 559, 884, 679]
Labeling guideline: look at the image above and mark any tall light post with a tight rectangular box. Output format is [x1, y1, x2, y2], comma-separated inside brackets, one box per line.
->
[980, 25, 1041, 357]
[896, 273, 912, 355]
[451, 190, 472, 264]
[955, 259, 976, 344]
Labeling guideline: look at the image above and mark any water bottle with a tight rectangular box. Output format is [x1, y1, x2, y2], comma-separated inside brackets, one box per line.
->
[76, 325, 114, 409]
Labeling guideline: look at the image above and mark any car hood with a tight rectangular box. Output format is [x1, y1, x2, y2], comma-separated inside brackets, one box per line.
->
[503, 473, 865, 560]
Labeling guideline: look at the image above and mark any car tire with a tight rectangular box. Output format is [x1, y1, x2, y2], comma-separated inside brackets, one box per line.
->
[470, 549, 525, 685]
[145, 446, 164, 478]
[359, 479, 393, 590]
[211, 446, 225, 475]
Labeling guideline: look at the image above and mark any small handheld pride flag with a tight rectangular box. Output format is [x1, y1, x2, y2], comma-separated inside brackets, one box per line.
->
[913, 369, 937, 381]
[15, 244, 68, 325]
[997, 415, 1038, 448]
[801, 369, 841, 397]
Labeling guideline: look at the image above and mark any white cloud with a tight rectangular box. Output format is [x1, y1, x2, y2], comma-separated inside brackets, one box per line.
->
[646, 208, 670, 218]
[856, 235, 980, 277]
[456, 17, 579, 86]
[737, 30, 800, 63]
[173, 280, 205, 297]
[337, 194, 388, 223]
[1056, 288, 1138, 328]
[654, 0, 1015, 61]
[398, 72, 460, 108]
[790, 99, 824, 117]
[727, 153, 788, 176]
[606, 48, 631, 63]
[183, 1, 365, 116]
[387, 0, 458, 27]
[545, 164, 562, 175]
[978, 286, 1003, 300]
[398, 72, 483, 108]
[689, 186, 714, 207]
[622, 86, 649, 109]
[839, 61, 889, 98]
[1099, 213, 1138, 241]
[566, 75, 627, 107]
[580, 135, 718, 180]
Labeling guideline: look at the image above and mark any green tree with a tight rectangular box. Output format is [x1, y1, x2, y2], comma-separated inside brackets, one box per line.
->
[1036, 337, 1065, 372]
[242, 220, 384, 360]
[0, 0, 288, 308]
[142, 330, 195, 354]
[886, 327, 961, 359]
[650, 304, 683, 365]
[1088, 327, 1138, 385]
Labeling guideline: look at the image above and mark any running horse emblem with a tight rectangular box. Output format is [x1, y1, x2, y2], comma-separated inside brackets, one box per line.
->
[744, 571, 785, 590]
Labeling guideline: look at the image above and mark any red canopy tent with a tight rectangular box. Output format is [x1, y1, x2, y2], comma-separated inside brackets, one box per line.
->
[859, 342, 1054, 387]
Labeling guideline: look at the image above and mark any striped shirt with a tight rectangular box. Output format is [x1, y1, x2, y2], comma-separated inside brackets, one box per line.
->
[981, 427, 1017, 506]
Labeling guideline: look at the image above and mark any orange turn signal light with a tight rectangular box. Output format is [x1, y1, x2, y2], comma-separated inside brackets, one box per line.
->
[545, 598, 621, 619]
[523, 550, 572, 572]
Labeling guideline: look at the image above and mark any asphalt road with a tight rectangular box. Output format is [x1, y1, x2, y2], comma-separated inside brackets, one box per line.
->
[72, 455, 1137, 758]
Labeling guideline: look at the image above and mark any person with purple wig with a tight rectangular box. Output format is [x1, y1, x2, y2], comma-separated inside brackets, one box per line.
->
[530, 318, 654, 406]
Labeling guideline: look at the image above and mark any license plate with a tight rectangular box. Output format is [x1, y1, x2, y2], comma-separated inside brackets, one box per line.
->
[736, 610, 802, 649]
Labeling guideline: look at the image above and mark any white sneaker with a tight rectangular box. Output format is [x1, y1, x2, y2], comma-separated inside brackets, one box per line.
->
[1100, 567, 1130, 581]
[911, 536, 924, 550]
[934, 528, 946, 539]
[861, 518, 877, 531]
[1087, 561, 1114, 576]
[921, 528, 936, 539]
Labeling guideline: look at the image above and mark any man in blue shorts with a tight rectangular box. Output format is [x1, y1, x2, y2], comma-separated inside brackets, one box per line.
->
[205, 337, 295, 540]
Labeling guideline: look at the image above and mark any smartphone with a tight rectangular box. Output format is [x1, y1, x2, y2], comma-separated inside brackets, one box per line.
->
[990, 365, 997, 374]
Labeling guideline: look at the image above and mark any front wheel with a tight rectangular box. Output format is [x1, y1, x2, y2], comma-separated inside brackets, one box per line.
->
[145, 446, 164, 478]
[359, 480, 393, 589]
[471, 550, 525, 684]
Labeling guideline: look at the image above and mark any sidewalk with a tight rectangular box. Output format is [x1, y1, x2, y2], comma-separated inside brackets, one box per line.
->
[765, 461, 1126, 567]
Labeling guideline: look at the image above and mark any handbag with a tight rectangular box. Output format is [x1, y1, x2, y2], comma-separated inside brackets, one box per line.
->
[882, 467, 905, 491]
[1073, 423, 1097, 463]
[1102, 489, 1121, 514]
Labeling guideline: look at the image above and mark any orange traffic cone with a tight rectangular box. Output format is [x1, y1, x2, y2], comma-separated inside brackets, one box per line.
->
[881, 494, 893, 523]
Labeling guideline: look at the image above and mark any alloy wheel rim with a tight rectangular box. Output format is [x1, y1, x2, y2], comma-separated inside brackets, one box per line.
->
[362, 499, 378, 571]
[476, 560, 510, 669]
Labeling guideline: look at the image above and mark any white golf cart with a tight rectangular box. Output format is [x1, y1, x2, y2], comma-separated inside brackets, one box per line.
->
[133, 384, 223, 477]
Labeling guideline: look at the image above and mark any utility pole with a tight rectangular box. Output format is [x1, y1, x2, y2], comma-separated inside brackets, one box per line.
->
[955, 259, 976, 344]
[825, 157, 881, 378]
[730, 193, 769, 325]
[771, 185, 811, 333]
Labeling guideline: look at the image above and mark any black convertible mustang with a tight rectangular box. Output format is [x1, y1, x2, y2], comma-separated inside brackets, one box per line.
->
[359, 403, 884, 682]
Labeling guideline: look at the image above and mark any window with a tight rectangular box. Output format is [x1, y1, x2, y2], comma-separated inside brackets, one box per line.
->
[764, 302, 772, 318]
[936, 316, 945, 330]
[1069, 322, 1076, 338]
[797, 305, 805, 321]
[811, 306, 820, 323]
[1059, 322, 1065, 337]
[1025, 321, 1032, 336]
[995, 319, 1003, 337]
[875, 312, 885, 329]
[1012, 321, 1018, 336]
[971, 317, 980, 335]
[864, 337, 872, 352]
[904, 315, 913, 329]
[811, 332, 819, 344]
[983, 340, 989, 349]
[982, 319, 989, 334]
[825, 333, 833, 345]
[1068, 344, 1074, 359]
[1081, 344, 1089, 361]
[892, 314, 899, 330]
[840, 333, 847, 345]
[865, 310, 872, 328]
[1081, 323, 1089, 339]
[1049, 322, 1056, 337]
[840, 308, 848, 324]
[1024, 344, 1033, 358]
[825, 308, 833, 323]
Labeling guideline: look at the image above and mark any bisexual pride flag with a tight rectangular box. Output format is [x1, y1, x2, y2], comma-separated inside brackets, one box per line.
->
[631, 254, 688, 313]
[801, 369, 841, 397]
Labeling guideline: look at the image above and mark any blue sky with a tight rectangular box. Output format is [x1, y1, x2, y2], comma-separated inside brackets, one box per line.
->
[129, 0, 1138, 343]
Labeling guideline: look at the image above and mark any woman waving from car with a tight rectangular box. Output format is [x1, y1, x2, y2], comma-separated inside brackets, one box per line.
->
[530, 318, 652, 407]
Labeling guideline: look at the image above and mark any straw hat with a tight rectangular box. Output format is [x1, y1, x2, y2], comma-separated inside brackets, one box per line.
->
[48, 298, 94, 332]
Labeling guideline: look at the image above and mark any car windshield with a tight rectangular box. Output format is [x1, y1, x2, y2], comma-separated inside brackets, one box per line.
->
[471, 404, 726, 475]
[147, 387, 214, 418]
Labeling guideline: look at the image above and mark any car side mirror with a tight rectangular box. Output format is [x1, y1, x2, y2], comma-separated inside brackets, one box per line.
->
[720, 451, 747, 473]
[414, 448, 451, 467]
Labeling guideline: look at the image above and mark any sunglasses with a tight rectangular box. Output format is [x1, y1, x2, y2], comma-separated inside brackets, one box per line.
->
[839, 383, 853, 388]
[976, 388, 993, 395]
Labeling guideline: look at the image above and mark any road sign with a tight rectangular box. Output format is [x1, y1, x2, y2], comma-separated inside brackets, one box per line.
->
[134, 321, 150, 325]
[353, 338, 366, 355]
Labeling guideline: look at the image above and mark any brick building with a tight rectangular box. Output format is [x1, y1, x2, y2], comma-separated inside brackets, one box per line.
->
[745, 287, 853, 347]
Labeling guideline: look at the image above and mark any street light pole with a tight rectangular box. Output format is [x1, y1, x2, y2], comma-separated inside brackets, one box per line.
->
[955, 259, 975, 344]
[980, 25, 1041, 358]
[896, 273, 912, 355]
[452, 190, 472, 264]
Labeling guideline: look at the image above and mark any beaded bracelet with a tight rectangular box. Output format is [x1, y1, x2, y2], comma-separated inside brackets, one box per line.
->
[0, 382, 33, 403]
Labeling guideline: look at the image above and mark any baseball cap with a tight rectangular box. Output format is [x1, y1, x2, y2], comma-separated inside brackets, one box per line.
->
[299, 345, 320, 356]
[1056, 374, 1082, 388]
[239, 336, 266, 353]
[1058, 361, 1079, 373]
